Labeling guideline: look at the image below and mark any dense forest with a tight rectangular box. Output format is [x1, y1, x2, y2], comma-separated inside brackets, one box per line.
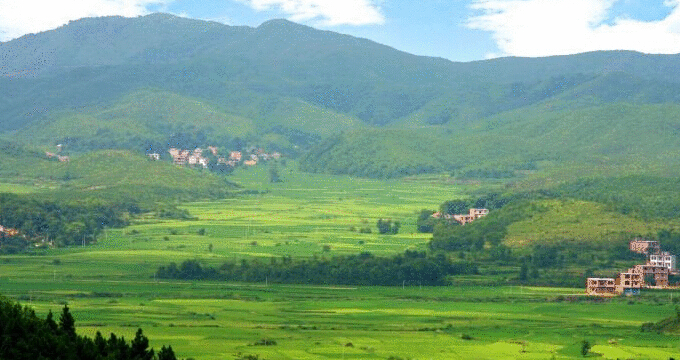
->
[0, 190, 196, 253]
[156, 251, 478, 286]
[0, 296, 177, 360]
[0, 193, 135, 252]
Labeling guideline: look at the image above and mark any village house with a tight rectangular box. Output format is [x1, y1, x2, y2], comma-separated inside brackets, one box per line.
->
[244, 159, 257, 166]
[452, 208, 489, 225]
[229, 151, 242, 161]
[168, 148, 191, 165]
[431, 208, 489, 225]
[629, 239, 660, 255]
[0, 225, 19, 237]
[147, 153, 160, 161]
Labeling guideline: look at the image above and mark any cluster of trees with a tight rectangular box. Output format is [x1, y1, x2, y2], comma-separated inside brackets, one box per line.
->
[429, 198, 536, 252]
[656, 229, 680, 255]
[0, 297, 177, 360]
[156, 251, 478, 286]
[0, 193, 136, 252]
[376, 219, 399, 234]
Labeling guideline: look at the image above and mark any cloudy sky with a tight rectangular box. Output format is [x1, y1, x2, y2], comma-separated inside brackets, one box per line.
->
[1, 0, 679, 62]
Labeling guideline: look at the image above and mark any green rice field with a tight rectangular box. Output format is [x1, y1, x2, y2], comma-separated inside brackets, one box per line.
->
[1, 166, 679, 359]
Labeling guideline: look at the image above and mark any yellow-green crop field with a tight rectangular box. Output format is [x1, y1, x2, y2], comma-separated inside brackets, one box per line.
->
[1, 167, 679, 359]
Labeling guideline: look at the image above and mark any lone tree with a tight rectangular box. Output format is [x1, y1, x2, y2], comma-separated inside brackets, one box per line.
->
[269, 162, 282, 183]
[580, 339, 591, 357]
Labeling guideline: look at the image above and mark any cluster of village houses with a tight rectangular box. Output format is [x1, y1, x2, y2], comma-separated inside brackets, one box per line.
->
[150, 146, 281, 169]
[587, 239, 678, 296]
[431, 208, 490, 225]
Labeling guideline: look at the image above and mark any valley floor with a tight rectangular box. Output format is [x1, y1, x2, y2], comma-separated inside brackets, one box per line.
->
[1, 167, 680, 359]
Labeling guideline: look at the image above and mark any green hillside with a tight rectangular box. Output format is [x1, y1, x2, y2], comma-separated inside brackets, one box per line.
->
[0, 147, 238, 204]
[302, 102, 680, 179]
[428, 174, 680, 252]
[13, 88, 363, 155]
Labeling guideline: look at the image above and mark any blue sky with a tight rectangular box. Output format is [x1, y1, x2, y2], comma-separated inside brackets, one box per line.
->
[1, 0, 680, 62]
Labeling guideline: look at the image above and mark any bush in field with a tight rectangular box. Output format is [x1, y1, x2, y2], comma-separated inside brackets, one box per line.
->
[377, 219, 399, 235]
[580, 340, 591, 357]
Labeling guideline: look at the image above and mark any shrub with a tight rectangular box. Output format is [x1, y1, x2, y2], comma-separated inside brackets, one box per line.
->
[252, 338, 277, 346]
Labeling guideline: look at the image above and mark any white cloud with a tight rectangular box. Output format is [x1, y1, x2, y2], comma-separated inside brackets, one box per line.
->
[0, 0, 172, 42]
[237, 0, 385, 26]
[466, 0, 680, 58]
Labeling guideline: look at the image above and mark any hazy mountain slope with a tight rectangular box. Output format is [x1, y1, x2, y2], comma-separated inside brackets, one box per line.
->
[302, 102, 680, 178]
[3, 13, 680, 134]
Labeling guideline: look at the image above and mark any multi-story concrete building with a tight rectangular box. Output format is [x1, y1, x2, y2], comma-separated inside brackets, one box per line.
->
[629, 264, 671, 287]
[615, 271, 644, 295]
[649, 252, 676, 273]
[586, 278, 617, 296]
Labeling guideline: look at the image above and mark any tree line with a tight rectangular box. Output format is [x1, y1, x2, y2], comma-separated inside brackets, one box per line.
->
[0, 296, 178, 360]
[156, 251, 478, 286]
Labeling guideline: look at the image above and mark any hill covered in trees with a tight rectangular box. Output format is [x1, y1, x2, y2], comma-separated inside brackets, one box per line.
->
[2, 14, 680, 181]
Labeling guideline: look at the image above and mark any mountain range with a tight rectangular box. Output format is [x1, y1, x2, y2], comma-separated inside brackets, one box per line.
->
[2, 13, 680, 179]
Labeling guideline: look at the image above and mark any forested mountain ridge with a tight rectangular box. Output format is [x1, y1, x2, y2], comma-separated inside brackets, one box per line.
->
[2, 13, 680, 179]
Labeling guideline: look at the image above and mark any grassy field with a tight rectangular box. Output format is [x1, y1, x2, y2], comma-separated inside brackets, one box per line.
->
[1, 166, 680, 359]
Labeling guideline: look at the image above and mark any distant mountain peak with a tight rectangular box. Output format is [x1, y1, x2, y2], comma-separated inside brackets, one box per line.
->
[258, 18, 299, 28]
[256, 18, 318, 34]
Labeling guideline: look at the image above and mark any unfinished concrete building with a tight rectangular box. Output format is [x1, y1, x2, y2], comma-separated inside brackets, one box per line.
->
[629, 264, 671, 288]
[587, 239, 678, 296]
[615, 271, 644, 295]
[452, 208, 489, 225]
[586, 278, 617, 296]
